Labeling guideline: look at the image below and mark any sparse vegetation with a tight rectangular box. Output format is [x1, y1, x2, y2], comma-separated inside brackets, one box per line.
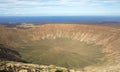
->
[13, 38, 105, 68]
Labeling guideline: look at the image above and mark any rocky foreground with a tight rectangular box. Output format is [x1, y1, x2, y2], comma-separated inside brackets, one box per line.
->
[0, 60, 120, 72]
[0, 61, 69, 72]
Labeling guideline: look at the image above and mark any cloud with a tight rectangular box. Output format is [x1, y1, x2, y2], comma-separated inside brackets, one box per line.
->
[1, 0, 120, 7]
[0, 0, 119, 9]
[0, 0, 120, 16]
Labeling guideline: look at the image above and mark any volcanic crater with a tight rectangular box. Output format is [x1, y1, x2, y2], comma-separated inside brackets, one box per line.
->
[0, 24, 120, 69]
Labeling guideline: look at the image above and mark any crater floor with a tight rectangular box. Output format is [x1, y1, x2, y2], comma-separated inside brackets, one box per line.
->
[14, 38, 105, 68]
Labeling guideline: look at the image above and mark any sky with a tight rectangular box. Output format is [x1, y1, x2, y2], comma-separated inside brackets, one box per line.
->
[0, 0, 120, 16]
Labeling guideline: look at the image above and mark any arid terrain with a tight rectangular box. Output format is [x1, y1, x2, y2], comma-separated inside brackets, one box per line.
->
[0, 23, 120, 72]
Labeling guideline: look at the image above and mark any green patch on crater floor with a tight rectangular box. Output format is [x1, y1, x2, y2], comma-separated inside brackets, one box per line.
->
[14, 38, 106, 68]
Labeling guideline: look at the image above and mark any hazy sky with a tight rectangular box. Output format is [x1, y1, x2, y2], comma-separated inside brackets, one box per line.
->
[0, 0, 120, 16]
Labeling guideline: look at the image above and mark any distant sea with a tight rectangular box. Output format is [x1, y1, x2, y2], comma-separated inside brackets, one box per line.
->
[0, 16, 120, 23]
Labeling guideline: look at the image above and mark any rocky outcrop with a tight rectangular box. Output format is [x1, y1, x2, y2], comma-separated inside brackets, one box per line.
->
[0, 61, 68, 72]
[0, 61, 120, 72]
